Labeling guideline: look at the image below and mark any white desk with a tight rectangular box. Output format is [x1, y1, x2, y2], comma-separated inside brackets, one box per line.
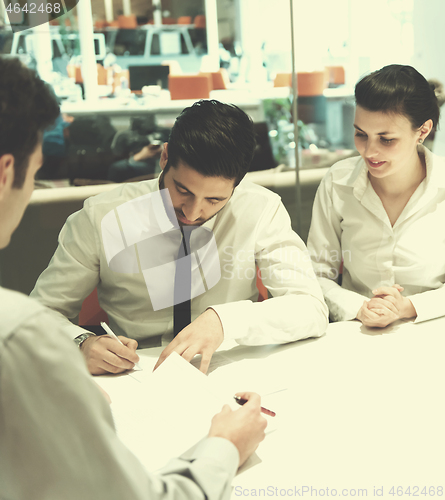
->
[97, 318, 445, 497]
[60, 90, 265, 127]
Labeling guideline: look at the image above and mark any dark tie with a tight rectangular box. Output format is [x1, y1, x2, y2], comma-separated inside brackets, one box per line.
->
[173, 227, 193, 336]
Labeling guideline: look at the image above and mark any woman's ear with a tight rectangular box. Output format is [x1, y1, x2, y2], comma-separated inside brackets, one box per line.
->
[419, 119, 434, 142]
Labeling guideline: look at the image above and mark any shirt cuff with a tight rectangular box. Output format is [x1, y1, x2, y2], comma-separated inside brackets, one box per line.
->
[324, 287, 366, 322]
[182, 437, 239, 476]
[408, 292, 445, 324]
[209, 301, 252, 340]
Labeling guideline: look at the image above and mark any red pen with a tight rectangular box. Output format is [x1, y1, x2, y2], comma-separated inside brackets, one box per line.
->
[234, 396, 276, 417]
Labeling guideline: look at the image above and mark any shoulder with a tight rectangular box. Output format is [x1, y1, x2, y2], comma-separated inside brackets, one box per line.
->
[424, 147, 445, 187]
[0, 287, 49, 344]
[83, 178, 159, 213]
[231, 178, 281, 208]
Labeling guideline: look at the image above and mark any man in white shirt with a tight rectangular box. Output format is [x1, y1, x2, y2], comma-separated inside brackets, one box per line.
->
[0, 56, 267, 500]
[31, 100, 328, 375]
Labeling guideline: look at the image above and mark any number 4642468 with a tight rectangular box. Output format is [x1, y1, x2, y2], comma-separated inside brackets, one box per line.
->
[6, 3, 62, 14]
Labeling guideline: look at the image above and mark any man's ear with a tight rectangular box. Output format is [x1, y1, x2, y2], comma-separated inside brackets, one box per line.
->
[160, 142, 168, 171]
[0, 154, 15, 202]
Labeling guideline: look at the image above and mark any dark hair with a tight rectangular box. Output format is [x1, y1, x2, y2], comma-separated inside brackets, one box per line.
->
[0, 58, 59, 188]
[166, 99, 256, 186]
[355, 64, 440, 130]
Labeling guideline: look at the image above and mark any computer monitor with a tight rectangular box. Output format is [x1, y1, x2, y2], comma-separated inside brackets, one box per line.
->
[129, 65, 170, 91]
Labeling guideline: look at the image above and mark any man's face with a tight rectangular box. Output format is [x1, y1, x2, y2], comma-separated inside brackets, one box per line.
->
[0, 143, 43, 249]
[160, 144, 235, 226]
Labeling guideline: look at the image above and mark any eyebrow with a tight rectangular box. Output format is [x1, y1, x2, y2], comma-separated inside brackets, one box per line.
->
[354, 124, 394, 136]
[174, 180, 229, 202]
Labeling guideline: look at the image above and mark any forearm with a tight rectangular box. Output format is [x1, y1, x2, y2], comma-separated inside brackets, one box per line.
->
[211, 294, 328, 346]
[408, 285, 445, 323]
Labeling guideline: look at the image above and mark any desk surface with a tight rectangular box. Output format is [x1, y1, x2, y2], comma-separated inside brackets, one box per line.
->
[60, 90, 264, 122]
[97, 318, 445, 496]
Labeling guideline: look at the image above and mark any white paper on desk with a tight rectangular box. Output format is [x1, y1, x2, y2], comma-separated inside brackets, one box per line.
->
[108, 352, 226, 472]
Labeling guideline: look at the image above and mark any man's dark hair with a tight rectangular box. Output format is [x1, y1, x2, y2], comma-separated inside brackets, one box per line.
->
[355, 64, 440, 130]
[0, 58, 59, 188]
[166, 99, 256, 186]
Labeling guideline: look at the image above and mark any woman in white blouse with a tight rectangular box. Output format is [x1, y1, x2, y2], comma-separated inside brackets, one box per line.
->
[307, 64, 445, 327]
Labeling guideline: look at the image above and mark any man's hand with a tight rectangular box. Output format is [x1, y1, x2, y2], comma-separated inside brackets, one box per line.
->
[154, 308, 224, 374]
[132, 144, 162, 162]
[81, 335, 140, 375]
[208, 392, 267, 467]
[356, 284, 417, 328]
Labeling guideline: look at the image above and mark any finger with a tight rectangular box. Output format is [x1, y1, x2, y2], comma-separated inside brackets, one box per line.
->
[102, 350, 136, 372]
[368, 297, 398, 314]
[180, 346, 200, 363]
[97, 337, 139, 363]
[362, 305, 381, 319]
[153, 337, 181, 370]
[372, 286, 398, 298]
[393, 284, 404, 292]
[234, 392, 261, 407]
[119, 336, 139, 351]
[199, 351, 213, 374]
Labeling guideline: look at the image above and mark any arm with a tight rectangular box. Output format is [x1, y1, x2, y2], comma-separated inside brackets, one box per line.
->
[307, 175, 367, 321]
[1, 310, 265, 500]
[212, 200, 328, 345]
[30, 204, 138, 374]
[30, 204, 100, 339]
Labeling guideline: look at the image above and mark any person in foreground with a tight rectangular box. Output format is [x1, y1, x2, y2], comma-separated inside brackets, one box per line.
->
[307, 64, 445, 327]
[0, 57, 267, 500]
[31, 98, 328, 375]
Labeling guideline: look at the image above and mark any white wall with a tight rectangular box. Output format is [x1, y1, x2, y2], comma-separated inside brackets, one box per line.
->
[412, 0, 445, 155]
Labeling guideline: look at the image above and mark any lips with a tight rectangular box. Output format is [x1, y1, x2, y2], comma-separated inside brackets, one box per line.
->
[176, 211, 199, 225]
[367, 159, 386, 168]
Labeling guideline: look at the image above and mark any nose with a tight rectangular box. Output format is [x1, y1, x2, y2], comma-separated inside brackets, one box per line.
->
[364, 138, 380, 159]
[182, 200, 202, 222]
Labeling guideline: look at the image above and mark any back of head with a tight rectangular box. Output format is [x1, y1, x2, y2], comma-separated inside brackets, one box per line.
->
[167, 99, 256, 186]
[0, 58, 59, 188]
[355, 64, 440, 130]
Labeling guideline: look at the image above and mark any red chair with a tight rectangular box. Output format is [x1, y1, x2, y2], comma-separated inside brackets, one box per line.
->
[78, 288, 108, 327]
[256, 267, 268, 302]
[177, 16, 192, 25]
[194, 15, 206, 29]
[169, 74, 212, 100]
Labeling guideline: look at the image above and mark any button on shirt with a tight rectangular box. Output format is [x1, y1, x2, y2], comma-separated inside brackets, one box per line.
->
[31, 177, 328, 346]
[307, 146, 445, 322]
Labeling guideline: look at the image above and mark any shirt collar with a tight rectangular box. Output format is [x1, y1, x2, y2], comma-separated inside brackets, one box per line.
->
[332, 146, 445, 201]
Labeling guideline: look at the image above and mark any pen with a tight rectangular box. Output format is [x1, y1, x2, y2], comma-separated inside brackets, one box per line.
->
[234, 395, 276, 417]
[100, 322, 142, 371]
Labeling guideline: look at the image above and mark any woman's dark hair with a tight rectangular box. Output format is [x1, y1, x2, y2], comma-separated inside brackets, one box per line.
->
[165, 99, 256, 186]
[0, 58, 59, 188]
[355, 64, 440, 130]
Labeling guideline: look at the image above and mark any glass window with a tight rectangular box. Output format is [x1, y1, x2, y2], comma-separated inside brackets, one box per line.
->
[0, 29, 13, 55]
[113, 29, 147, 56]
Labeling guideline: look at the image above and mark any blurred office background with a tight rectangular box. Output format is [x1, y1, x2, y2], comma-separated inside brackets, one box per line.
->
[0, 0, 444, 293]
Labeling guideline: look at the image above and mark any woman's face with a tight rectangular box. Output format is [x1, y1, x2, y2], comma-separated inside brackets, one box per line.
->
[354, 106, 430, 180]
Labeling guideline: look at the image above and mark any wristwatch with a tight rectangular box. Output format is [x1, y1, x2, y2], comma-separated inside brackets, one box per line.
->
[74, 332, 96, 349]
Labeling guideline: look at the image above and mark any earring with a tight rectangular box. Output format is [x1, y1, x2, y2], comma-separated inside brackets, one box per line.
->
[419, 138, 424, 144]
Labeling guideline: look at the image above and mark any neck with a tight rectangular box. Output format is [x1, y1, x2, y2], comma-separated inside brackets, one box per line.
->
[369, 150, 425, 197]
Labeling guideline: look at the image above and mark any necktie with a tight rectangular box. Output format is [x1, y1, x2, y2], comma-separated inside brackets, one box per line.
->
[173, 227, 193, 336]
